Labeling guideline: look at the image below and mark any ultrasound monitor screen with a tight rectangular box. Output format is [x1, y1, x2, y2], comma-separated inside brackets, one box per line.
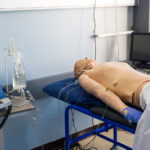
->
[130, 33, 150, 61]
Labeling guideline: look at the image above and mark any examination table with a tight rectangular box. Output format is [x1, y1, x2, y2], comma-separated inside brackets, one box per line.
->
[43, 77, 138, 150]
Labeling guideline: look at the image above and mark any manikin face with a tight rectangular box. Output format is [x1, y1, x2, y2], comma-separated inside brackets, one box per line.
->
[74, 57, 96, 78]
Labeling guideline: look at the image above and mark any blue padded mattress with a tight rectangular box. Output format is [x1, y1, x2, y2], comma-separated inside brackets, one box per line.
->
[43, 77, 138, 129]
[43, 77, 105, 107]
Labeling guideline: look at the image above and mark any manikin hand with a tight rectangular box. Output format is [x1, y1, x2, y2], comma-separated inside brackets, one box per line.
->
[122, 107, 142, 124]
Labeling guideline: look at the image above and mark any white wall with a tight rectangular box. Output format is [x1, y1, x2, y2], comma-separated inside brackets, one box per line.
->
[0, 6, 133, 83]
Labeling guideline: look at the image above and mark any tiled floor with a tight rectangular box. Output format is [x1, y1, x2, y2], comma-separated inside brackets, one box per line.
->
[74, 128, 134, 150]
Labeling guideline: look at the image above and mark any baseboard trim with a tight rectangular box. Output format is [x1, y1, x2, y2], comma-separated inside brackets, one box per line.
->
[32, 123, 104, 150]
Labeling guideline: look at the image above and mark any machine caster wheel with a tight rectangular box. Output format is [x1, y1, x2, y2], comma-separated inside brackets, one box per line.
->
[110, 145, 119, 150]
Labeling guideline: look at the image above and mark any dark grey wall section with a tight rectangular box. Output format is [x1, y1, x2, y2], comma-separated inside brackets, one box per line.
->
[27, 72, 74, 100]
[133, 0, 150, 32]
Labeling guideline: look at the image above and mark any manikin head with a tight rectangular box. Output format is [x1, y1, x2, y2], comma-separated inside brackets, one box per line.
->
[74, 57, 96, 78]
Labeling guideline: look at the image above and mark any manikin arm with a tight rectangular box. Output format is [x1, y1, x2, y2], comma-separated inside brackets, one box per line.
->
[79, 74, 127, 114]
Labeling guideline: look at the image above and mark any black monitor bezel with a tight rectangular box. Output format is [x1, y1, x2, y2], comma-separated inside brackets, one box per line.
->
[130, 32, 150, 62]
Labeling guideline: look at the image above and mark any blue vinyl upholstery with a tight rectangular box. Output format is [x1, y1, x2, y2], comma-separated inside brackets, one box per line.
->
[43, 77, 105, 107]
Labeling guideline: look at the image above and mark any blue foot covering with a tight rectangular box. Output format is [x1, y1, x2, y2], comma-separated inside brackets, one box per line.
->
[122, 107, 142, 123]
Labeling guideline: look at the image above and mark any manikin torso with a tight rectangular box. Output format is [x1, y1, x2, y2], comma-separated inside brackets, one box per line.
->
[83, 62, 150, 107]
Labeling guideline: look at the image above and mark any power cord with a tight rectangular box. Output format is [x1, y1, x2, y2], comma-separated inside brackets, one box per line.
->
[114, 0, 120, 61]
[79, 105, 108, 150]
[93, 0, 97, 61]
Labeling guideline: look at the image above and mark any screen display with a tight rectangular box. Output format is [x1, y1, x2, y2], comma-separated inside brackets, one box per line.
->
[130, 33, 150, 62]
